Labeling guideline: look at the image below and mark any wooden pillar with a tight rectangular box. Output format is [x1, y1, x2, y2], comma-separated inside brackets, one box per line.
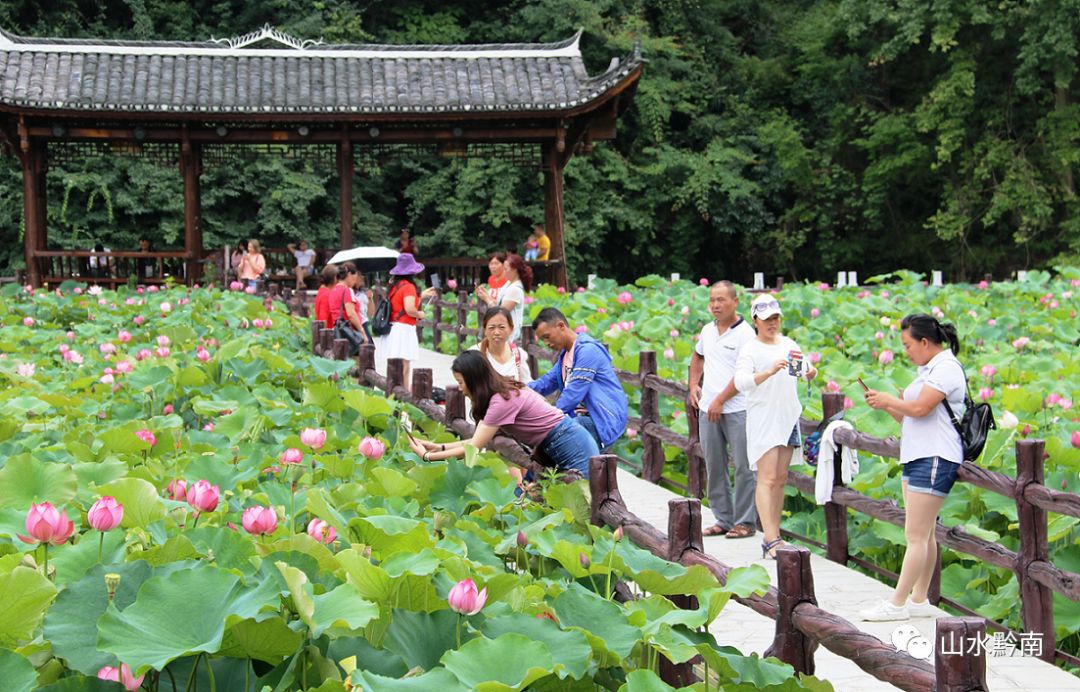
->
[541, 143, 568, 289]
[331, 338, 350, 361]
[456, 290, 469, 352]
[638, 351, 664, 483]
[432, 292, 443, 351]
[445, 384, 466, 422]
[412, 368, 433, 400]
[684, 404, 706, 499]
[386, 358, 406, 395]
[764, 547, 819, 675]
[181, 134, 203, 284]
[520, 325, 540, 379]
[1014, 439, 1054, 662]
[311, 320, 325, 355]
[338, 138, 354, 249]
[357, 343, 376, 381]
[935, 618, 988, 691]
[821, 392, 849, 565]
[20, 133, 45, 287]
[588, 455, 625, 526]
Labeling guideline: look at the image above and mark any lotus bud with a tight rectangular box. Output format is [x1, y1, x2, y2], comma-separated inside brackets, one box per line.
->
[613, 526, 624, 542]
[516, 531, 528, 547]
[104, 573, 121, 601]
[433, 510, 455, 534]
[579, 552, 590, 569]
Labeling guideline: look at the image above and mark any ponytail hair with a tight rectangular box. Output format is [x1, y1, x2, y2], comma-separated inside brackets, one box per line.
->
[505, 253, 534, 291]
[900, 313, 961, 356]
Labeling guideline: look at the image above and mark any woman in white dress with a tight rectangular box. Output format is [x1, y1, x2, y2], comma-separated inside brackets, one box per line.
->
[471, 307, 532, 383]
[734, 294, 817, 559]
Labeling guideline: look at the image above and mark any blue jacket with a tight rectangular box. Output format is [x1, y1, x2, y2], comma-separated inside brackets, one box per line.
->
[528, 333, 628, 448]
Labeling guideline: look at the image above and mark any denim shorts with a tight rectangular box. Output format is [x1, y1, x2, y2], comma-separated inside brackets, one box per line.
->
[903, 456, 960, 497]
[787, 424, 801, 448]
[537, 417, 600, 479]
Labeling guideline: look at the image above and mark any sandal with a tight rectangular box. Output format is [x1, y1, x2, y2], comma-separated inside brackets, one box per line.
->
[761, 538, 785, 560]
[702, 523, 729, 537]
[726, 523, 756, 539]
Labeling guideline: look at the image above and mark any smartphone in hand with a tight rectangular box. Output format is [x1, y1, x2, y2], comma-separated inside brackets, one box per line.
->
[399, 410, 418, 444]
[857, 377, 869, 392]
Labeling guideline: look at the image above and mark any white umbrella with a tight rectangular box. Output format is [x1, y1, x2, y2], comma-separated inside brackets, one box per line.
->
[326, 246, 400, 272]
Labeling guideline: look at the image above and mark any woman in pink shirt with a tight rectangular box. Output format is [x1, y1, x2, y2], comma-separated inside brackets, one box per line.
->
[407, 351, 599, 491]
[237, 238, 266, 289]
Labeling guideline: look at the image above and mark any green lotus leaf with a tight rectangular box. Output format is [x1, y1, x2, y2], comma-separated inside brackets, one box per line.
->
[354, 667, 466, 692]
[97, 563, 279, 673]
[304, 382, 345, 412]
[353, 515, 434, 555]
[95, 477, 166, 528]
[428, 462, 493, 514]
[0, 565, 58, 645]
[185, 526, 259, 575]
[369, 467, 420, 498]
[309, 583, 379, 638]
[219, 616, 304, 663]
[552, 583, 640, 660]
[0, 648, 37, 692]
[440, 632, 553, 691]
[380, 548, 440, 577]
[48, 530, 127, 587]
[382, 608, 458, 670]
[0, 453, 78, 509]
[337, 549, 392, 601]
[97, 425, 154, 455]
[480, 613, 593, 680]
[618, 669, 678, 692]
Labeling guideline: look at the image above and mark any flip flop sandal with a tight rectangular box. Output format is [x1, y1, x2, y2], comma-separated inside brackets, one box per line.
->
[761, 538, 785, 559]
[702, 523, 729, 537]
[726, 523, 756, 539]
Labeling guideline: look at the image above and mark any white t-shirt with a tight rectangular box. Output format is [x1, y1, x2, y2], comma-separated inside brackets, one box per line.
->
[469, 343, 532, 383]
[900, 350, 965, 464]
[695, 318, 755, 413]
[734, 336, 807, 469]
[89, 247, 111, 268]
[293, 248, 316, 269]
[500, 280, 526, 343]
[352, 289, 370, 323]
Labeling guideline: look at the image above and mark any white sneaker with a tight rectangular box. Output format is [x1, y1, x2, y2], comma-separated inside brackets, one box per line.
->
[907, 598, 936, 617]
[859, 600, 909, 622]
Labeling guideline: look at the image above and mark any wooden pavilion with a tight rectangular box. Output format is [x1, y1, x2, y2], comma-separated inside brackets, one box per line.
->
[0, 25, 643, 288]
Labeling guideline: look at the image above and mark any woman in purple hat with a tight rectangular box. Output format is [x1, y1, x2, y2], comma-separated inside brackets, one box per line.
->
[379, 253, 436, 385]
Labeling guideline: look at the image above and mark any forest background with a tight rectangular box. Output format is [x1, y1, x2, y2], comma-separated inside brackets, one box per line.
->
[1, 0, 1079, 285]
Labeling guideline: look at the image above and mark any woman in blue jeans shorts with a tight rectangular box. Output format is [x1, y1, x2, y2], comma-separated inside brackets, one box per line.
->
[860, 313, 967, 621]
[407, 351, 598, 493]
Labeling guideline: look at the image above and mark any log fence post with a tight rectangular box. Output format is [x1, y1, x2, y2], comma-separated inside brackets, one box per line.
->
[684, 404, 705, 499]
[319, 328, 335, 358]
[520, 325, 540, 379]
[412, 368, 433, 400]
[820, 391, 849, 565]
[934, 618, 988, 691]
[1014, 439, 1054, 662]
[588, 455, 625, 526]
[456, 290, 469, 352]
[764, 546, 819, 675]
[356, 344, 375, 382]
[638, 351, 665, 483]
[386, 358, 406, 395]
[311, 320, 325, 355]
[445, 384, 466, 423]
[432, 291, 443, 351]
[331, 338, 349, 361]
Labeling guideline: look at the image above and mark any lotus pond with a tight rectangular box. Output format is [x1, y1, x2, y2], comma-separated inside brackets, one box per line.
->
[0, 282, 842, 691]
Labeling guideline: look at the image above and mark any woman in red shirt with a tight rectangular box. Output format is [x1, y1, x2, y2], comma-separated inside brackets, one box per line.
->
[378, 253, 435, 385]
[476, 251, 508, 306]
[313, 264, 338, 326]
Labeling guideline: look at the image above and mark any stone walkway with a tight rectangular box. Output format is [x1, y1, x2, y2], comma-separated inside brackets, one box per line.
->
[378, 347, 1080, 691]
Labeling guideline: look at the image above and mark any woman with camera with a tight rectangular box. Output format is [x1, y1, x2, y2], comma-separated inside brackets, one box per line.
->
[859, 313, 966, 621]
[734, 294, 817, 560]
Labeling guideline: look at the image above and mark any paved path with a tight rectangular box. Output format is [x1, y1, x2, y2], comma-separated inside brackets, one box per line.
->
[379, 348, 1079, 690]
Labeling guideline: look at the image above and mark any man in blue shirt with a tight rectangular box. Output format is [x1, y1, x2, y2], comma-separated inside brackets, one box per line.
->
[528, 307, 629, 450]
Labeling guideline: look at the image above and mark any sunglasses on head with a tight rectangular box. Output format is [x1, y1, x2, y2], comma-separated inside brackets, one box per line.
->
[752, 299, 780, 314]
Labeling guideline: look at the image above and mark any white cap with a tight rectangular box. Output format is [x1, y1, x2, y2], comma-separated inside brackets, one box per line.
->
[750, 294, 782, 320]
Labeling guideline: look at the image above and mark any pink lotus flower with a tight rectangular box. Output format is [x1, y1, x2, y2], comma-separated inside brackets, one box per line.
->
[1046, 393, 1062, 406]
[807, 352, 821, 364]
[670, 329, 679, 338]
[878, 350, 894, 365]
[99, 343, 117, 355]
[857, 290, 869, 299]
[576, 286, 586, 293]
[125, 298, 136, 305]
[281, 448, 303, 465]
[810, 308, 820, 318]
[163, 404, 174, 414]
[880, 316, 891, 326]
[818, 282, 830, 291]
[447, 578, 487, 615]
[663, 348, 675, 360]
[230, 280, 243, 291]
[619, 321, 631, 331]
[446, 279, 458, 290]
[245, 286, 256, 295]
[242, 506, 278, 535]
[667, 298, 675, 306]
[22, 316, 34, 327]
[264, 318, 273, 328]
[699, 278, 709, 286]
[879, 290, 890, 298]
[115, 361, 133, 374]
[16, 362, 35, 377]
[358, 437, 385, 460]
[968, 309, 978, 319]
[117, 330, 132, 343]
[179, 298, 190, 306]
[617, 291, 633, 304]
[980, 365, 997, 378]
[300, 427, 327, 450]
[252, 319, 264, 329]
[19, 502, 75, 545]
[136, 349, 152, 361]
[155, 347, 170, 358]
[987, 318, 997, 326]
[147, 285, 159, 293]
[87, 496, 124, 531]
[99, 373, 115, 385]
[136, 287, 144, 295]
[202, 423, 214, 432]
[826, 380, 840, 393]
[58, 344, 70, 354]
[166, 479, 187, 500]
[1012, 337, 1030, 350]
[65, 351, 84, 364]
[874, 331, 884, 340]
[843, 397, 854, 410]
[597, 307, 607, 314]
[135, 429, 157, 446]
[979, 387, 994, 401]
[680, 306, 689, 315]
[626, 428, 637, 439]
[978, 280, 989, 289]
[307, 518, 338, 544]
[1072, 431, 1080, 449]
[186, 480, 220, 513]
[194, 347, 211, 362]
[156, 335, 170, 347]
[1061, 399, 1073, 411]
[556, 287, 566, 294]
[97, 663, 145, 691]
[575, 325, 587, 333]
[133, 316, 145, 326]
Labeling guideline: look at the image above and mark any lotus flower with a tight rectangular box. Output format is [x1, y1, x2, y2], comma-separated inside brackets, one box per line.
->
[626, 427, 637, 439]
[186, 480, 220, 513]
[843, 397, 854, 410]
[87, 497, 124, 531]
[1072, 431, 1080, 449]
[516, 531, 528, 547]
[826, 380, 840, 393]
[148, 285, 159, 293]
[97, 663, 145, 691]
[663, 348, 675, 360]
[99, 373, 115, 385]
[307, 518, 337, 544]
[447, 578, 487, 615]
[670, 329, 679, 338]
[135, 348, 152, 361]
[699, 278, 709, 286]
[810, 308, 820, 318]
[818, 282, 830, 291]
[807, 352, 821, 364]
[556, 287, 565, 294]
[132, 316, 145, 326]
[575, 325, 588, 333]
[117, 330, 132, 343]
[446, 279, 458, 290]
[242, 506, 277, 535]
[300, 427, 327, 450]
[166, 479, 187, 500]
[617, 291, 633, 304]
[1012, 336, 1030, 350]
[281, 448, 303, 465]
[195, 346, 211, 362]
[155, 347, 170, 358]
[22, 316, 34, 327]
[358, 437, 385, 460]
[979, 387, 993, 401]
[135, 429, 157, 446]
[16, 362, 35, 377]
[1046, 393, 1062, 406]
[253, 319, 264, 329]
[245, 286, 256, 294]
[1062, 399, 1073, 411]
[977, 280, 989, 289]
[987, 318, 997, 326]
[980, 365, 997, 378]
[100, 343, 117, 355]
[163, 403, 174, 414]
[65, 351, 84, 364]
[878, 350, 894, 365]
[999, 411, 1019, 429]
[579, 552, 591, 569]
[202, 423, 214, 431]
[230, 280, 243, 291]
[19, 502, 75, 545]
[115, 360, 133, 374]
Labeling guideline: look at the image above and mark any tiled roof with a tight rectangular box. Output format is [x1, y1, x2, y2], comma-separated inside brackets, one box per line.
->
[0, 26, 642, 115]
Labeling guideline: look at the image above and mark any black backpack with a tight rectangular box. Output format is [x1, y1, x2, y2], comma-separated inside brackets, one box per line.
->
[942, 366, 996, 462]
[370, 282, 405, 336]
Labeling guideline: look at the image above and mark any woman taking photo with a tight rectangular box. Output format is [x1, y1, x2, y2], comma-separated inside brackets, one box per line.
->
[478, 253, 532, 342]
[477, 251, 509, 309]
[406, 351, 598, 490]
[472, 307, 532, 383]
[859, 314, 966, 621]
[237, 239, 266, 289]
[734, 294, 816, 559]
[378, 253, 435, 386]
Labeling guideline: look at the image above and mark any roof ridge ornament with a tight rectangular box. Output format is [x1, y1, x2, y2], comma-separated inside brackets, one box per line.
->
[208, 24, 324, 51]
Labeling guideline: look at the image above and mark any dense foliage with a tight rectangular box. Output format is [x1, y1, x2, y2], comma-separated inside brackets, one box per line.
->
[0, 282, 848, 691]
[520, 268, 1080, 658]
[2, 0, 1080, 282]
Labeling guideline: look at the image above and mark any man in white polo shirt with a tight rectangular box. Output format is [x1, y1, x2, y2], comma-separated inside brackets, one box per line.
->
[688, 280, 758, 538]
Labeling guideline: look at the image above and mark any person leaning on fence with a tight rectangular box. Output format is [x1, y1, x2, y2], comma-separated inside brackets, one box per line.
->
[288, 240, 317, 291]
[406, 351, 599, 493]
[472, 306, 532, 383]
[734, 294, 817, 560]
[859, 314, 966, 622]
[88, 243, 113, 278]
[378, 253, 436, 387]
[313, 264, 338, 326]
[528, 307, 629, 452]
[688, 281, 758, 539]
